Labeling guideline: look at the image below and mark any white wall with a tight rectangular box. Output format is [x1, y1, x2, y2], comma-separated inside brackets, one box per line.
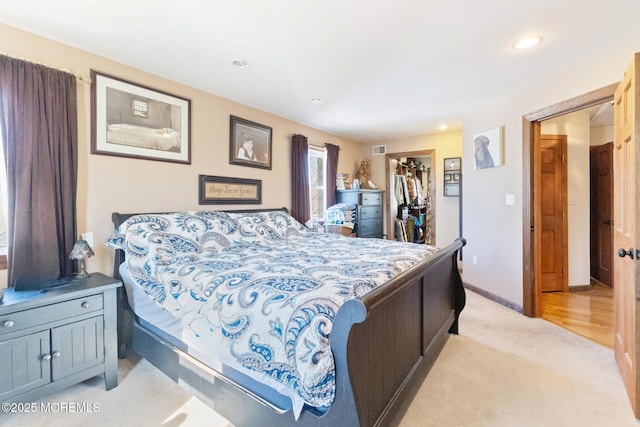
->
[462, 43, 638, 308]
[542, 111, 591, 288]
[591, 125, 614, 146]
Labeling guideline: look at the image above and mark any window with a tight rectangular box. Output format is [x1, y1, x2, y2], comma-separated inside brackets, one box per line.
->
[132, 99, 149, 118]
[308, 147, 327, 221]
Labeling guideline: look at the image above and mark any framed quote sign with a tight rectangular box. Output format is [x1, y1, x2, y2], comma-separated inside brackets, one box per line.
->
[198, 175, 262, 205]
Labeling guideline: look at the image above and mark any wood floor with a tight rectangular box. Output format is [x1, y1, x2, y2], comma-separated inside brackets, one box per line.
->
[541, 280, 614, 348]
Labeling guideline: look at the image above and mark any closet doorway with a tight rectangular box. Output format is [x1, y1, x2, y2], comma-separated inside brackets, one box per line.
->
[385, 149, 436, 243]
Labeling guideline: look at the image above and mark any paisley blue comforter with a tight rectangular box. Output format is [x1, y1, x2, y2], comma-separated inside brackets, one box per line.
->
[106, 210, 438, 413]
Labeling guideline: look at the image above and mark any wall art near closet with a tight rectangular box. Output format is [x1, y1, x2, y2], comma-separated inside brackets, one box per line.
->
[444, 157, 461, 197]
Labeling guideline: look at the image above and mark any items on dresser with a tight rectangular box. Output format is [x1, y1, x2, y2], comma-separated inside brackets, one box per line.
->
[336, 189, 383, 238]
[0, 273, 122, 403]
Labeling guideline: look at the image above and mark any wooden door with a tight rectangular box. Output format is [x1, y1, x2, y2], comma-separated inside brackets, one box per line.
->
[613, 52, 640, 416]
[535, 134, 568, 293]
[590, 142, 614, 287]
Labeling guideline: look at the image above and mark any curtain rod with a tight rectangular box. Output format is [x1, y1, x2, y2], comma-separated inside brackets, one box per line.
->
[289, 134, 340, 149]
[0, 51, 92, 84]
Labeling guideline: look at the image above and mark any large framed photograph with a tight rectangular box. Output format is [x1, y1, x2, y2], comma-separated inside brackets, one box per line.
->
[229, 115, 272, 169]
[199, 175, 262, 205]
[91, 70, 191, 164]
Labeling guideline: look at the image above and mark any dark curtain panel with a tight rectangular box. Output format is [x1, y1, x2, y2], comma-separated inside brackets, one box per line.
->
[291, 134, 310, 225]
[0, 56, 78, 288]
[325, 143, 339, 208]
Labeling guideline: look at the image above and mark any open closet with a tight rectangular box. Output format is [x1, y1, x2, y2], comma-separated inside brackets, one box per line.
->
[385, 150, 435, 244]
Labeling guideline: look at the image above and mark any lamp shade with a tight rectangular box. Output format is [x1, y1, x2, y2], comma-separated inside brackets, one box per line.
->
[69, 239, 94, 260]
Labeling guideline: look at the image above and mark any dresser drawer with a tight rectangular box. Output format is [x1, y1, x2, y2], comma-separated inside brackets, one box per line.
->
[358, 218, 382, 238]
[360, 192, 382, 206]
[0, 294, 103, 336]
[359, 205, 382, 220]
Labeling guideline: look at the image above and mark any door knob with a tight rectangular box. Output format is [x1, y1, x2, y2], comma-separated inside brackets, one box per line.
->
[603, 219, 612, 225]
[618, 247, 635, 259]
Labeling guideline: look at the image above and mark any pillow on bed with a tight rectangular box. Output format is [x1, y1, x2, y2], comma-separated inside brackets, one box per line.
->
[231, 210, 308, 242]
[105, 211, 242, 263]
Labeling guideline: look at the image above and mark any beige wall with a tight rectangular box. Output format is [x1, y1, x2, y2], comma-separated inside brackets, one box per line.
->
[542, 111, 591, 288]
[0, 23, 361, 285]
[359, 131, 462, 248]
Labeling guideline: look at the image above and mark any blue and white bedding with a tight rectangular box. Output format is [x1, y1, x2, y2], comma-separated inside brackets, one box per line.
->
[106, 210, 438, 417]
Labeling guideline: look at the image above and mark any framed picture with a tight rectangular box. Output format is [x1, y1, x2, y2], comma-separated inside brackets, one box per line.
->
[199, 175, 262, 205]
[444, 157, 461, 171]
[473, 126, 503, 170]
[444, 157, 461, 197]
[229, 115, 272, 170]
[91, 70, 191, 164]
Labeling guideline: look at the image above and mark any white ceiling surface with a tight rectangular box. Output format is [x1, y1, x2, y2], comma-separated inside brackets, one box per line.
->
[0, 1, 637, 141]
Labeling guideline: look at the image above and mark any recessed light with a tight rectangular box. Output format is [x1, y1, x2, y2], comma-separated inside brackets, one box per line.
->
[438, 124, 448, 130]
[308, 97, 324, 103]
[513, 36, 542, 50]
[232, 59, 249, 68]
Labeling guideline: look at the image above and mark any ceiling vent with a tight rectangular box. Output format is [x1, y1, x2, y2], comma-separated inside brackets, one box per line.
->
[372, 145, 386, 156]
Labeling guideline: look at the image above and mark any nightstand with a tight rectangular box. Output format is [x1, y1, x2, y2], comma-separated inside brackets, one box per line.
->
[0, 273, 121, 403]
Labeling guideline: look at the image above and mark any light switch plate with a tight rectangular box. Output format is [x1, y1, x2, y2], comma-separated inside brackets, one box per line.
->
[506, 194, 515, 206]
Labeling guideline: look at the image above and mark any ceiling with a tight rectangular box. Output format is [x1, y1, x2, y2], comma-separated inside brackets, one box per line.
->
[0, 1, 637, 141]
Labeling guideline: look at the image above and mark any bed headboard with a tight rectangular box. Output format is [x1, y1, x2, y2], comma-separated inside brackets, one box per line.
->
[110, 207, 289, 280]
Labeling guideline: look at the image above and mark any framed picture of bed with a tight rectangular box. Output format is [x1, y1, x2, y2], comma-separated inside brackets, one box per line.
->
[229, 115, 272, 170]
[90, 70, 191, 164]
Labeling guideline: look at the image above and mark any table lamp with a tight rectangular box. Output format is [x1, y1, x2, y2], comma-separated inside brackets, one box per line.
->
[69, 239, 94, 278]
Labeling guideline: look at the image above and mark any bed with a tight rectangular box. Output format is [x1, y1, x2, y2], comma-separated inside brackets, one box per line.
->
[106, 123, 181, 151]
[109, 208, 465, 427]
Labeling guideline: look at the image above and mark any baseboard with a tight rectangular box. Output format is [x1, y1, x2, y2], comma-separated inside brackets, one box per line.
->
[569, 284, 592, 292]
[463, 282, 523, 314]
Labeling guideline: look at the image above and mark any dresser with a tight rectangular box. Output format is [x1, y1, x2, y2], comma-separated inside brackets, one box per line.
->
[337, 189, 384, 238]
[0, 273, 121, 403]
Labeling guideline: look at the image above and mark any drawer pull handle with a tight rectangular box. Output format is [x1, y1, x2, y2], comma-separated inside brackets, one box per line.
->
[3, 320, 14, 328]
[52, 351, 62, 359]
[42, 354, 52, 362]
[81, 302, 90, 309]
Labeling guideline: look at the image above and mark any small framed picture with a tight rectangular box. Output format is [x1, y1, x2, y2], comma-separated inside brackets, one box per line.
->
[453, 173, 460, 182]
[229, 116, 272, 170]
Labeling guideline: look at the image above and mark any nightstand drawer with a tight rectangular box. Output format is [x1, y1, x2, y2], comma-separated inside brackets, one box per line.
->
[0, 294, 103, 336]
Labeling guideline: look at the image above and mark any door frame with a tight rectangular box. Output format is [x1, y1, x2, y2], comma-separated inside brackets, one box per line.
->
[522, 82, 618, 317]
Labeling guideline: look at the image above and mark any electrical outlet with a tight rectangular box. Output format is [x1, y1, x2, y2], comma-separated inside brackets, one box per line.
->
[81, 232, 94, 247]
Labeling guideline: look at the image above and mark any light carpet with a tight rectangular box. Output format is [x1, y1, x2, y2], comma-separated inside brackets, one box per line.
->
[1, 290, 638, 427]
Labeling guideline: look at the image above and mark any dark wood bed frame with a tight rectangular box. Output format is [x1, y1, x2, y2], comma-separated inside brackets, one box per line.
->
[111, 209, 466, 427]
